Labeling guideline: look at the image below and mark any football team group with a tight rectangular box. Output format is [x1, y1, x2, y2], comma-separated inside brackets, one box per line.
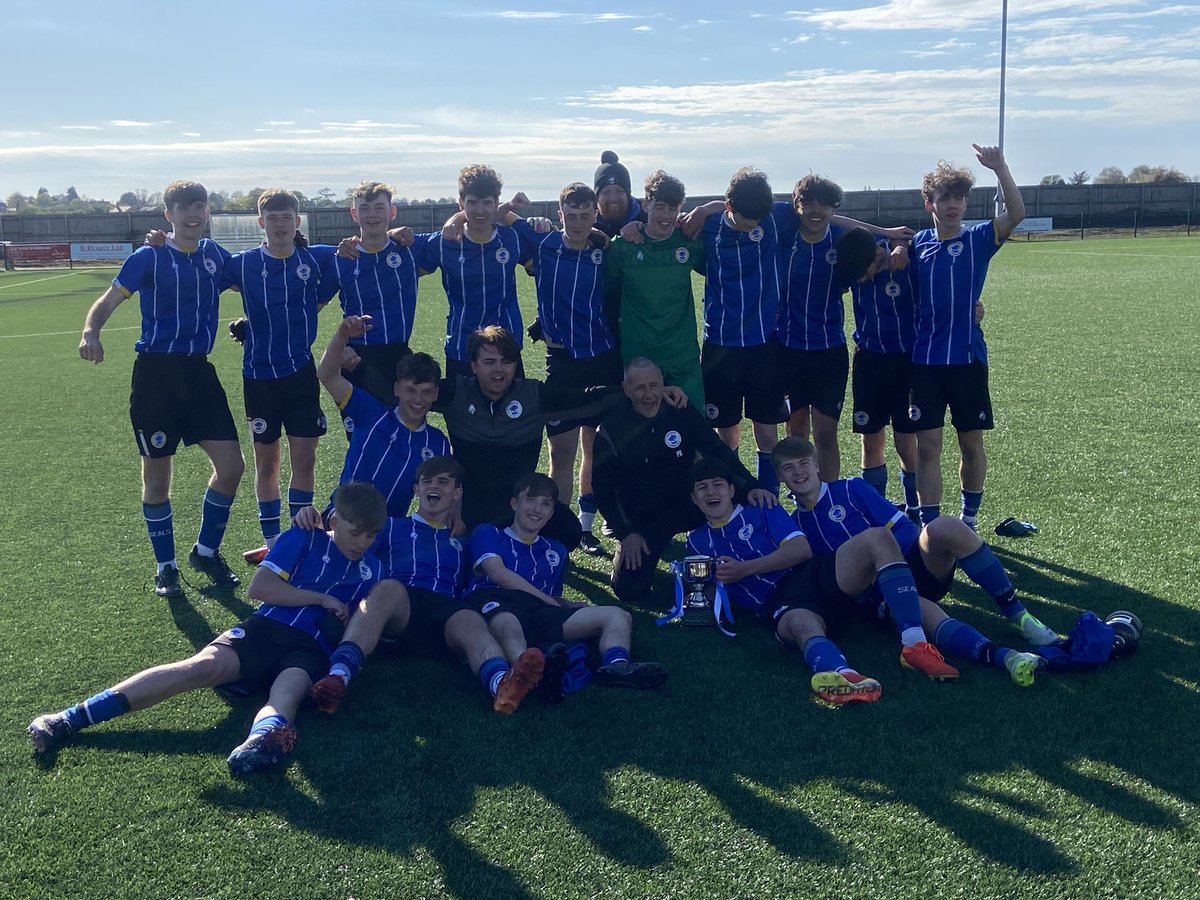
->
[30, 145, 1065, 776]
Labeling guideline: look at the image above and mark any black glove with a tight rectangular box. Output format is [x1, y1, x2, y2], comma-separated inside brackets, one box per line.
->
[229, 318, 248, 344]
[527, 319, 544, 343]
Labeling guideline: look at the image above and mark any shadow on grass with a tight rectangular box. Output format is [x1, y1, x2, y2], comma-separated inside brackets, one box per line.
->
[34, 547, 1197, 899]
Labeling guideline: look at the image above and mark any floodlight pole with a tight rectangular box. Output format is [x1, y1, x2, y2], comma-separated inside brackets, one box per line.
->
[996, 0, 1009, 218]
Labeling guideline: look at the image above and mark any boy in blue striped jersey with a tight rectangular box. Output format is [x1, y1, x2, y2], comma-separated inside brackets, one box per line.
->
[305, 457, 543, 716]
[773, 436, 1054, 670]
[79, 180, 244, 597]
[908, 144, 1025, 529]
[224, 189, 337, 560]
[685, 457, 884, 703]
[849, 237, 921, 515]
[467, 473, 668, 692]
[316, 315, 451, 519]
[327, 181, 435, 406]
[505, 182, 621, 554]
[414, 164, 532, 381]
[29, 482, 402, 776]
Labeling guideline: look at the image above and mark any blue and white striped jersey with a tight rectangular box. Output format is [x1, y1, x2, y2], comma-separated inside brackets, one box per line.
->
[789, 478, 918, 558]
[416, 227, 530, 361]
[909, 220, 1001, 366]
[114, 240, 231, 355]
[224, 244, 337, 379]
[466, 523, 566, 598]
[698, 203, 790, 347]
[334, 387, 451, 518]
[851, 239, 916, 354]
[257, 526, 381, 652]
[374, 513, 465, 598]
[686, 504, 803, 615]
[325, 236, 435, 347]
[776, 220, 850, 351]
[511, 219, 615, 358]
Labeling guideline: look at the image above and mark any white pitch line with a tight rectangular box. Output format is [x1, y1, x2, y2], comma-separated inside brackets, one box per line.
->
[0, 325, 138, 340]
[0, 271, 85, 290]
[1025, 250, 1200, 259]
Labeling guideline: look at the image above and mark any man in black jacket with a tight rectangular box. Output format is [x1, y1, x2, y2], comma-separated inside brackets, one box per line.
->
[593, 357, 776, 603]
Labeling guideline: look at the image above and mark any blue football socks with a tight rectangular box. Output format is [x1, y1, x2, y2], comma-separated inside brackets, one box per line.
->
[479, 656, 510, 697]
[258, 499, 282, 545]
[63, 689, 130, 732]
[288, 487, 314, 519]
[328, 641, 366, 685]
[862, 464, 888, 498]
[959, 544, 1021, 617]
[757, 451, 780, 496]
[143, 501, 176, 572]
[802, 636, 850, 674]
[196, 487, 235, 555]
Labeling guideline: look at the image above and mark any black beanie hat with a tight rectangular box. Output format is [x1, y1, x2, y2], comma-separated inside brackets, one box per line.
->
[594, 150, 632, 195]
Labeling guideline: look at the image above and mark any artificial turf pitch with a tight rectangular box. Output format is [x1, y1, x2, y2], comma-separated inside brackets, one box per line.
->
[1, 236, 1198, 899]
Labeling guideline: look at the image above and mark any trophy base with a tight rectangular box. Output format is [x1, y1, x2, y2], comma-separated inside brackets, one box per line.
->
[680, 605, 715, 628]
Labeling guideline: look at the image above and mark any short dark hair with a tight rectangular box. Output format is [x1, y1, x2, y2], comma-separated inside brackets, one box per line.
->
[770, 435, 817, 471]
[416, 455, 465, 486]
[560, 182, 597, 209]
[922, 161, 975, 202]
[644, 169, 686, 207]
[468, 325, 521, 363]
[353, 181, 396, 204]
[331, 481, 387, 533]
[726, 167, 773, 220]
[257, 188, 299, 214]
[396, 351, 441, 386]
[513, 472, 559, 502]
[688, 456, 733, 490]
[458, 164, 503, 200]
[163, 180, 208, 208]
[793, 175, 843, 209]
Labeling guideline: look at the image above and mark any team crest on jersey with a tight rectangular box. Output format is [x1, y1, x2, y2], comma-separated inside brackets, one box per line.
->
[226, 627, 246, 640]
[636, 251, 644, 262]
[358, 561, 372, 580]
[591, 248, 604, 265]
[467, 404, 476, 415]
[296, 264, 312, 281]
[545, 549, 561, 567]
[853, 411, 869, 426]
[449, 537, 463, 551]
[705, 404, 719, 420]
[420, 446, 435, 460]
[675, 248, 690, 264]
[948, 241, 964, 258]
[203, 258, 218, 275]
[317, 414, 327, 430]
[151, 431, 168, 449]
[828, 504, 847, 523]
[885, 280, 902, 297]
[749, 226, 764, 243]
[548, 419, 562, 428]
[979, 411, 987, 421]
[908, 405, 921, 421]
[664, 430, 682, 449]
[496, 247, 511, 265]
[344, 417, 355, 432]
[737, 524, 754, 541]
[824, 248, 838, 265]
[506, 400, 523, 419]
[386, 252, 402, 268]
[250, 418, 268, 435]
[481, 600, 500, 614]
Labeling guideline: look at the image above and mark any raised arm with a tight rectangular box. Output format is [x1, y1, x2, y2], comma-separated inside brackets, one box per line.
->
[974, 143, 1026, 242]
[832, 214, 914, 244]
[317, 315, 373, 404]
[79, 284, 129, 364]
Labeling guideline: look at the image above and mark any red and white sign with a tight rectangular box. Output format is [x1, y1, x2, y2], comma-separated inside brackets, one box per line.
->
[7, 242, 71, 262]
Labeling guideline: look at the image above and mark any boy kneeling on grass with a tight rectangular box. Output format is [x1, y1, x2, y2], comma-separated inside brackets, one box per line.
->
[29, 482, 399, 776]
[466, 473, 668, 695]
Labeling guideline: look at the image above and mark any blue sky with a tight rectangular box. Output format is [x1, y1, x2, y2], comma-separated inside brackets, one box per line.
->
[3, 0, 1197, 202]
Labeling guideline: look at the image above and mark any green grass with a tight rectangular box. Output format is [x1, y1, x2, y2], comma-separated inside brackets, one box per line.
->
[2, 239, 1200, 899]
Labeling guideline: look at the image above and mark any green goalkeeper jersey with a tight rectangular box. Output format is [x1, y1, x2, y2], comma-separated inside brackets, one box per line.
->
[605, 229, 705, 372]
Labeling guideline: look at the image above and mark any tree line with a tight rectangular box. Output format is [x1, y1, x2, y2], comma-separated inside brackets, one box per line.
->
[2, 186, 457, 215]
[1038, 165, 1194, 186]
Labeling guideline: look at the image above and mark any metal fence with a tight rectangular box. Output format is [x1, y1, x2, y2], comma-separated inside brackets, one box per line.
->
[2, 182, 1197, 244]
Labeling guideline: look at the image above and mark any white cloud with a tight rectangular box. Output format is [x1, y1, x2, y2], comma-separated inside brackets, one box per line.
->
[110, 120, 152, 127]
[788, 0, 1133, 32]
[61, 124, 102, 131]
[633, 25, 653, 32]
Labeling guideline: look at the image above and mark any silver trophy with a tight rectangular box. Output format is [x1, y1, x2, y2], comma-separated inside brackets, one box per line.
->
[677, 555, 717, 628]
